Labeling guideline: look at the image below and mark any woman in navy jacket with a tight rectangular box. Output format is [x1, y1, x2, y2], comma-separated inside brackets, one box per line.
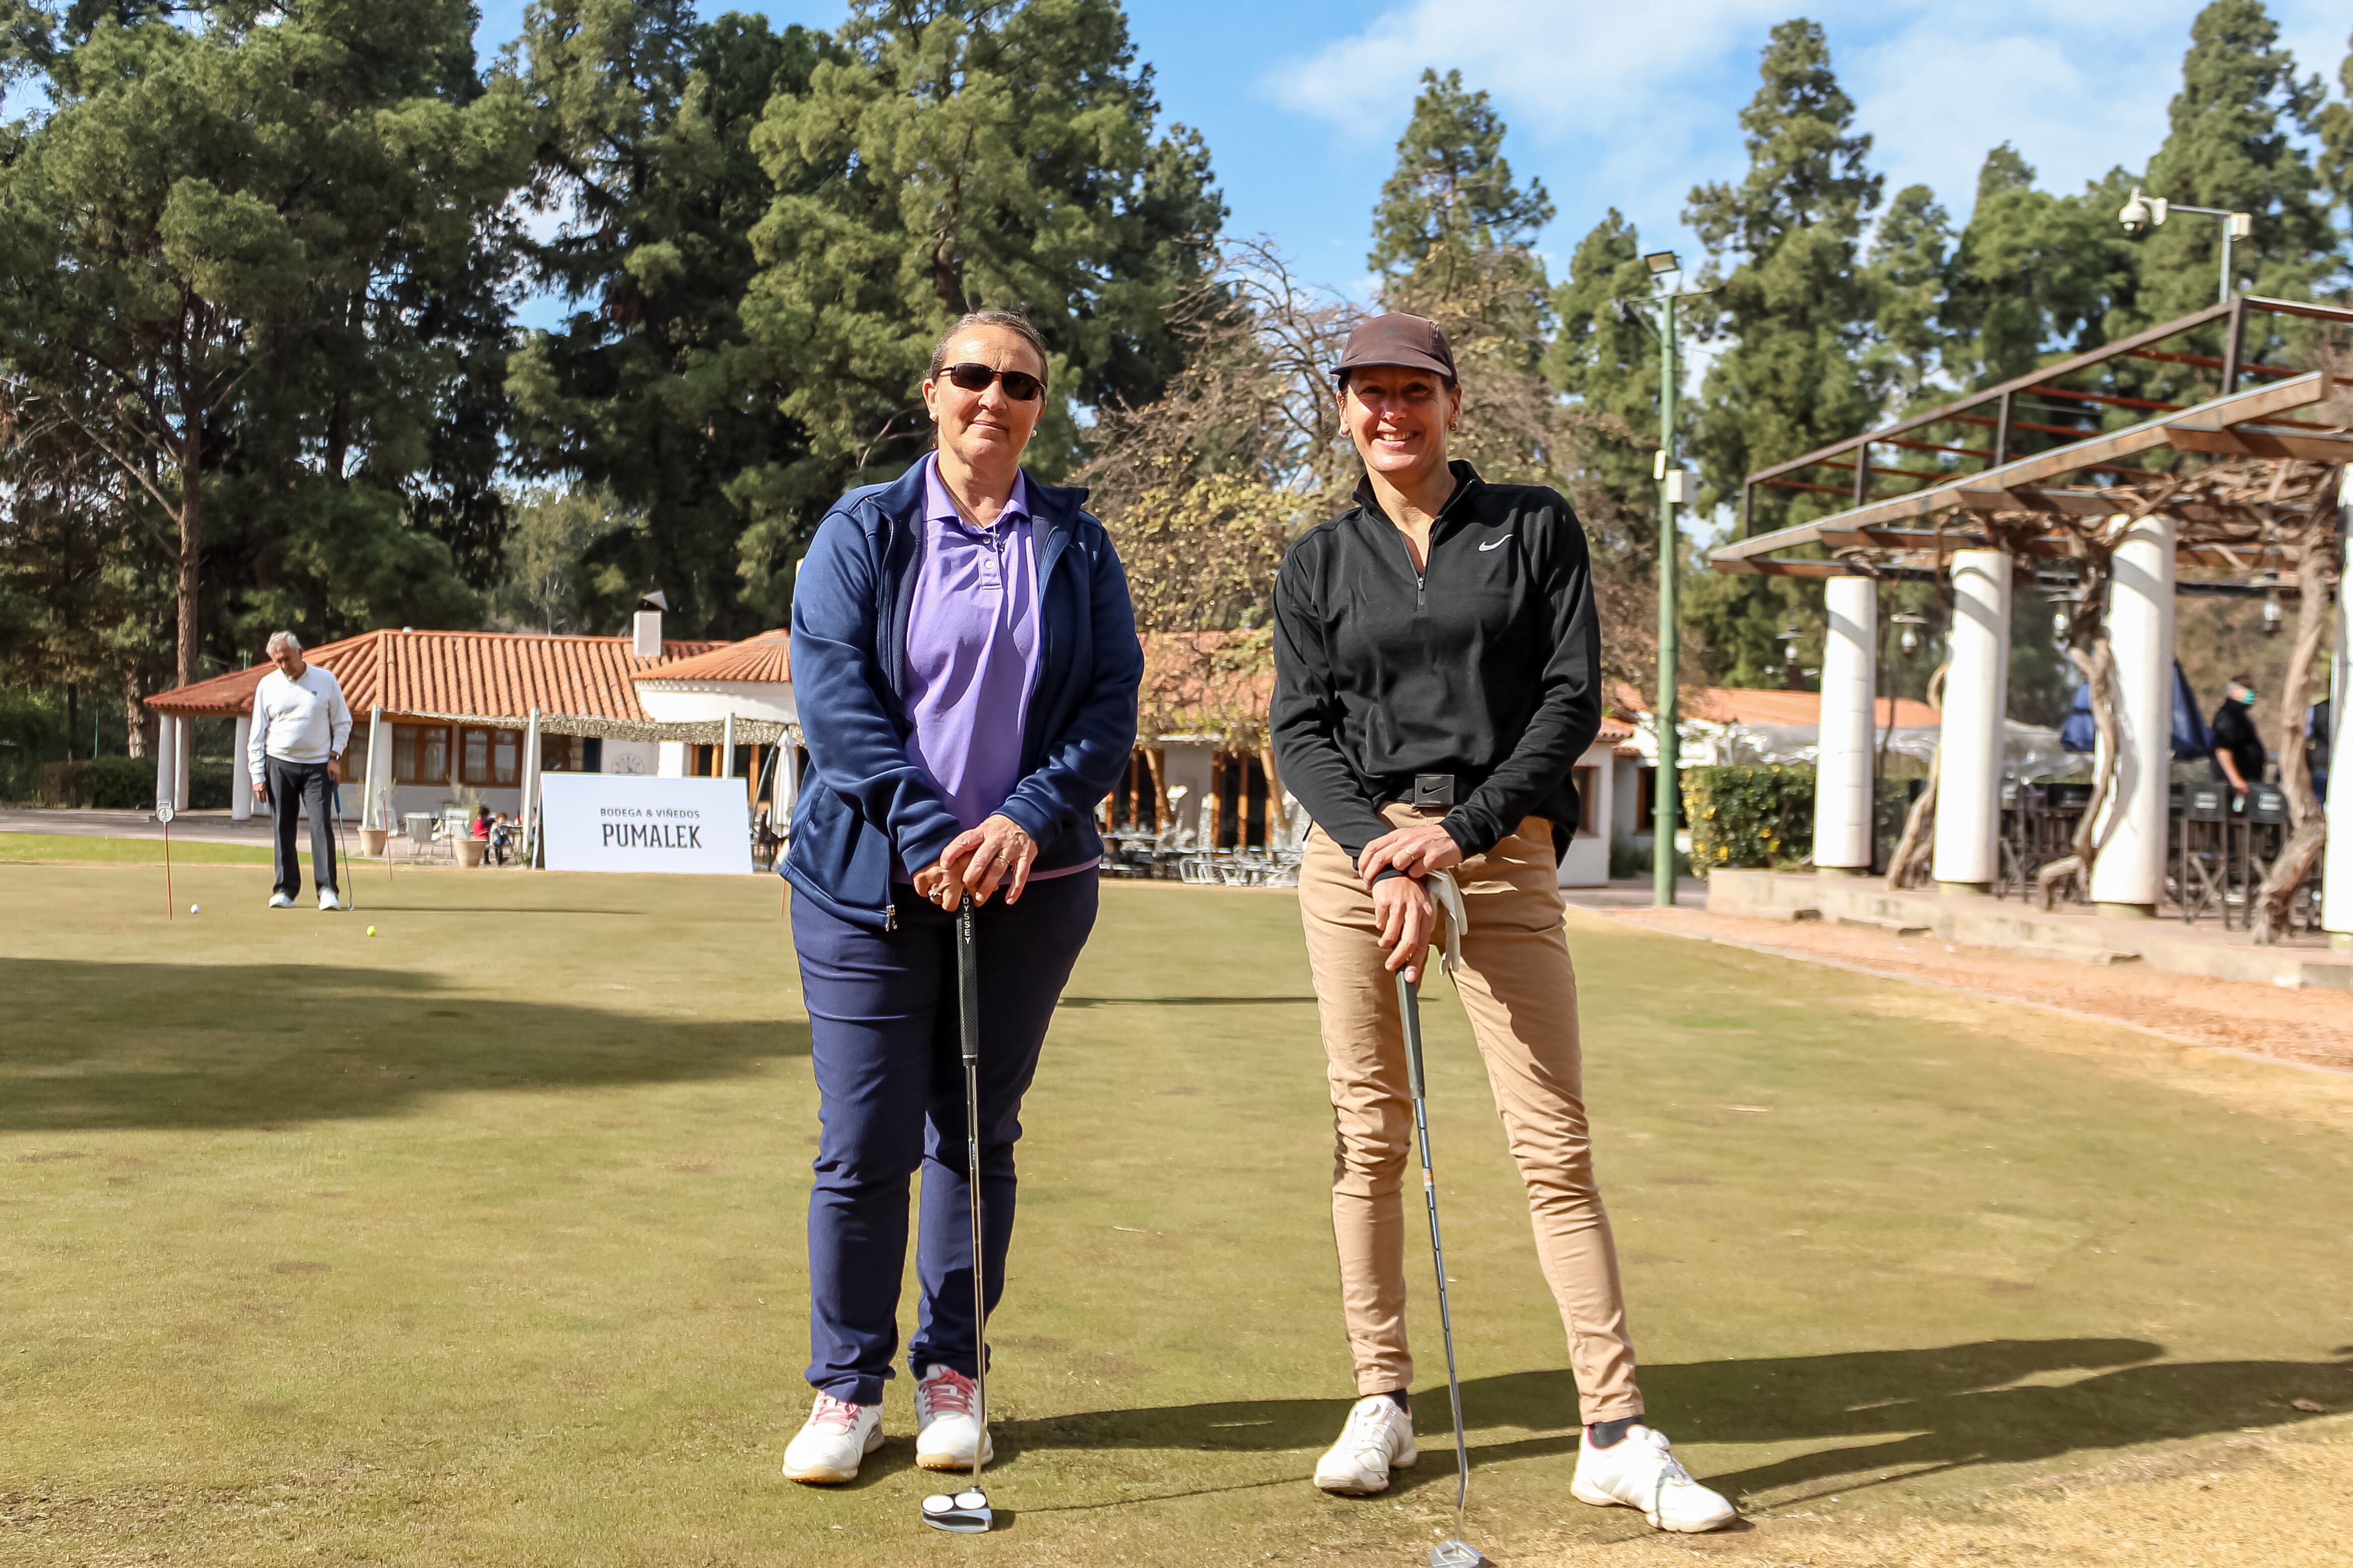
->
[778, 309, 1142, 1486]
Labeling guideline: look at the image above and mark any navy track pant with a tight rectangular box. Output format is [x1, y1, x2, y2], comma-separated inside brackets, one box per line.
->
[791, 872, 1097, 1406]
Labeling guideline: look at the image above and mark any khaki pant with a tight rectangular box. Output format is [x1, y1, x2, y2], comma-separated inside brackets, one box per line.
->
[1299, 804, 1643, 1424]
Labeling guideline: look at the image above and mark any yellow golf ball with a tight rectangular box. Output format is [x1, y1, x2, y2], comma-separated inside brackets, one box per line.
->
[367, 925, 378, 936]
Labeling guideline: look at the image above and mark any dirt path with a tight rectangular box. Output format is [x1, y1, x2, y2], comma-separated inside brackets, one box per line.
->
[1593, 903, 2353, 1074]
[1483, 1420, 2353, 1567]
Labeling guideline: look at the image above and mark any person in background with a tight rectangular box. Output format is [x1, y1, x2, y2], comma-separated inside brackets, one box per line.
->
[489, 810, 515, 866]
[2306, 697, 2330, 804]
[248, 631, 351, 911]
[2209, 674, 2266, 802]
[470, 805, 493, 863]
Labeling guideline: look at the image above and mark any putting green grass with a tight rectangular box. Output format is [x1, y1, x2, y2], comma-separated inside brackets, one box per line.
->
[3, 862, 2348, 1567]
[0, 831, 273, 865]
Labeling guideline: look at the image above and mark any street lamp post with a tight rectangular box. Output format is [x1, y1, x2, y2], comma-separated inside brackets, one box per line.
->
[2119, 188, 2254, 305]
[1635, 250, 1709, 907]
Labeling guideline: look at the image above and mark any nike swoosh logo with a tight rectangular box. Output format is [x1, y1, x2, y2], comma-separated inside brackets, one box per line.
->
[1479, 536, 1510, 551]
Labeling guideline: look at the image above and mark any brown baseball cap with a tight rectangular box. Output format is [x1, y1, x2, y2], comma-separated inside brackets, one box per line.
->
[1333, 312, 1457, 384]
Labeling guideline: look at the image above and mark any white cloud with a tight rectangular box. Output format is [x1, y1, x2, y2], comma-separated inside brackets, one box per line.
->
[1260, 0, 2349, 255]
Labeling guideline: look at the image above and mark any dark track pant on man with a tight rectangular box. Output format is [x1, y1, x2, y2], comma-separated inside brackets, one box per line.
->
[265, 756, 336, 900]
[792, 873, 1097, 1407]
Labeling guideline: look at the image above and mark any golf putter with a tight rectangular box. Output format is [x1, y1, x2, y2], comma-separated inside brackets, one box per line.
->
[329, 779, 353, 910]
[923, 894, 994, 1535]
[1397, 969, 1488, 1568]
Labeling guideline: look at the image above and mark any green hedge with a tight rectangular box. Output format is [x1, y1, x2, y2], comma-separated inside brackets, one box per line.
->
[1683, 765, 1815, 873]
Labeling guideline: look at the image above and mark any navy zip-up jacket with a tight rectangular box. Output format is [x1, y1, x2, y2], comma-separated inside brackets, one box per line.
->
[783, 460, 1143, 932]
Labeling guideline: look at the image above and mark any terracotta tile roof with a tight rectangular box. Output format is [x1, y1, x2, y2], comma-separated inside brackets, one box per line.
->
[636, 629, 791, 685]
[145, 629, 725, 722]
[1611, 681, 1939, 728]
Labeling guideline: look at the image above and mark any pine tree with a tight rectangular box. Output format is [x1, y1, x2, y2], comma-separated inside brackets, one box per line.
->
[0, 0, 529, 691]
[1863, 184, 1951, 408]
[1680, 19, 1883, 687]
[1683, 18, 1884, 525]
[507, 2, 836, 636]
[742, 0, 1221, 537]
[2126, 0, 2337, 330]
[1940, 146, 2132, 389]
[1542, 209, 1663, 536]
[2319, 31, 2353, 225]
[1367, 68, 1553, 331]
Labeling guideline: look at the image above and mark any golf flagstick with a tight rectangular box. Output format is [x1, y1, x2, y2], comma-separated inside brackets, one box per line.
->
[1398, 959, 1488, 1568]
[923, 893, 994, 1535]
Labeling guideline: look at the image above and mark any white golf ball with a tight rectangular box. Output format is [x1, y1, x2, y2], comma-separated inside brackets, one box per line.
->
[189, 904, 200, 914]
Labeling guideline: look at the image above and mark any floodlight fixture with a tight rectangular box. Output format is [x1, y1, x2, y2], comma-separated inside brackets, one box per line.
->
[1643, 250, 1680, 276]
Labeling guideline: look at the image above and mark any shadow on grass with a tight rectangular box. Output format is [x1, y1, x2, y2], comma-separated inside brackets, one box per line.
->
[1000, 1338, 2353, 1509]
[0, 958, 804, 1132]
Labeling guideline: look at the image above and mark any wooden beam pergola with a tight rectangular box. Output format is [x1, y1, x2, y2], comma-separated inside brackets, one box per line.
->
[1712, 371, 2350, 580]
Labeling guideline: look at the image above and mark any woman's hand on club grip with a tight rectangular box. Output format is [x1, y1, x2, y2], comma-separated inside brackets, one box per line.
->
[1372, 872, 1435, 984]
[940, 813, 1038, 905]
[1357, 820, 1463, 886]
[910, 861, 966, 910]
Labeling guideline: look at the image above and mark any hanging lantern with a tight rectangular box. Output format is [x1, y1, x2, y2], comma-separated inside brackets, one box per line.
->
[2262, 591, 2283, 636]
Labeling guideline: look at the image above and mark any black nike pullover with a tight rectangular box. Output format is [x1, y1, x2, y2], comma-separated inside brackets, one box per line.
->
[1270, 461, 1603, 866]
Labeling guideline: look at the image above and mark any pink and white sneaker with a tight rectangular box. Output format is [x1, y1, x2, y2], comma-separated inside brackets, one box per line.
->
[781, 1393, 881, 1483]
[914, 1363, 994, 1470]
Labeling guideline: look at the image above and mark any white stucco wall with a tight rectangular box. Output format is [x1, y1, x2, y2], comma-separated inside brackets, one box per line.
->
[1556, 738, 1615, 888]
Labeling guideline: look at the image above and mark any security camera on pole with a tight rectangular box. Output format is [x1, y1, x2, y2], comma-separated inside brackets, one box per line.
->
[2118, 188, 2254, 304]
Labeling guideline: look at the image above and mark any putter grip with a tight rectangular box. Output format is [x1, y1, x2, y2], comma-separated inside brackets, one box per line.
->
[1395, 971, 1428, 1102]
[957, 900, 980, 1067]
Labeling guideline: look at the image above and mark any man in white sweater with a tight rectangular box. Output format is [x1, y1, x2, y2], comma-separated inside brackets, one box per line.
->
[249, 631, 352, 910]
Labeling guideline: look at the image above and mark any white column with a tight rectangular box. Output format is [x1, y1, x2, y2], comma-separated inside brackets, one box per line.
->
[153, 711, 176, 811]
[2324, 471, 2353, 946]
[721, 713, 736, 777]
[521, 709, 544, 868]
[1814, 575, 1877, 872]
[363, 708, 390, 830]
[778, 733, 801, 830]
[171, 717, 192, 812]
[2089, 513, 2176, 916]
[1932, 549, 2012, 893]
[657, 740, 687, 778]
[229, 715, 254, 820]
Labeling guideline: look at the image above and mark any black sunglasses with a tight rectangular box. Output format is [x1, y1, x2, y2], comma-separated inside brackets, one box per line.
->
[938, 361, 1044, 402]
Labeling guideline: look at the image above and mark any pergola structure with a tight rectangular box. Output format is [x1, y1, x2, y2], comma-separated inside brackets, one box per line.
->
[1710, 298, 2353, 942]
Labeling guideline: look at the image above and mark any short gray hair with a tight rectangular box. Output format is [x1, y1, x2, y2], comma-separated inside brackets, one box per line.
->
[926, 309, 1050, 392]
[266, 631, 301, 656]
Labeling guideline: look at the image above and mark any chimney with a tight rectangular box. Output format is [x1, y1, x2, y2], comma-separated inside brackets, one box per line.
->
[632, 590, 669, 659]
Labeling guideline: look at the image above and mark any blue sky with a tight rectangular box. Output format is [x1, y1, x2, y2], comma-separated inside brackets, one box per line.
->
[478, 0, 2352, 319]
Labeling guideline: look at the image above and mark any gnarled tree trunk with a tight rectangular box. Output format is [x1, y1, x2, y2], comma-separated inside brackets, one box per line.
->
[2251, 516, 2336, 943]
[2035, 630, 2119, 909]
[1884, 659, 1949, 890]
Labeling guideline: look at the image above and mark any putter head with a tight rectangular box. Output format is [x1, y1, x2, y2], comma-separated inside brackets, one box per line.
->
[921, 1487, 992, 1534]
[1429, 1540, 1489, 1568]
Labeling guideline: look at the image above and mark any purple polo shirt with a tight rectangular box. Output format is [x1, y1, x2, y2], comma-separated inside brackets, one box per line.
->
[900, 456, 1094, 881]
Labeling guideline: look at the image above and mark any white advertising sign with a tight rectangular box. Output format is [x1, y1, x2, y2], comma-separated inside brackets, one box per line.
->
[538, 774, 753, 875]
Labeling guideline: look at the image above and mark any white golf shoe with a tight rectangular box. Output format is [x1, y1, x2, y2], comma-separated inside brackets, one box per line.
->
[1571, 1423, 1737, 1532]
[781, 1394, 882, 1483]
[1313, 1394, 1418, 1494]
[318, 889, 342, 911]
[267, 892, 296, 909]
[914, 1363, 994, 1470]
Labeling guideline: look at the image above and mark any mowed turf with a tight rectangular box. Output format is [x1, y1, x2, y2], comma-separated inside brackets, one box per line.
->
[2, 860, 2349, 1567]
